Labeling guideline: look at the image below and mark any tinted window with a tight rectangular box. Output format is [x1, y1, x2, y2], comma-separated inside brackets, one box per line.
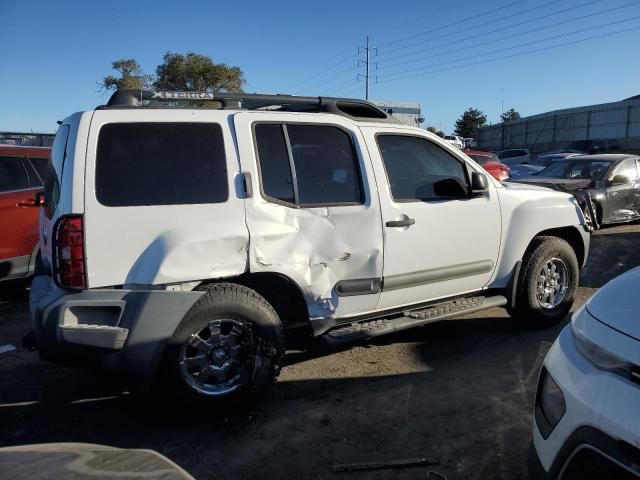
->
[255, 124, 295, 203]
[0, 157, 29, 192]
[287, 125, 362, 205]
[500, 149, 525, 159]
[537, 160, 611, 180]
[45, 125, 69, 216]
[377, 135, 468, 201]
[254, 124, 363, 206]
[96, 123, 228, 207]
[29, 156, 48, 182]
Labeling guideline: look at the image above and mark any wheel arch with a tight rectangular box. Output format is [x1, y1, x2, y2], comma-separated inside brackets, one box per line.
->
[197, 272, 313, 343]
[534, 226, 586, 267]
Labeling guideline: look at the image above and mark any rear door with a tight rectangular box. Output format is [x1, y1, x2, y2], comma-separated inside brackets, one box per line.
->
[0, 155, 40, 279]
[83, 110, 249, 288]
[233, 112, 384, 319]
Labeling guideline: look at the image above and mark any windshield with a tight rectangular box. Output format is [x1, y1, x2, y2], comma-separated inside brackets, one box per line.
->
[536, 159, 611, 180]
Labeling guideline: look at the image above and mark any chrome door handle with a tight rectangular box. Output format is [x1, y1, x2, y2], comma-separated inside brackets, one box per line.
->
[385, 218, 415, 228]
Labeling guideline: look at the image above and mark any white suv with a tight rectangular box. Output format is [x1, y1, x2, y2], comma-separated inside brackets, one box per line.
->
[529, 266, 640, 479]
[29, 90, 590, 403]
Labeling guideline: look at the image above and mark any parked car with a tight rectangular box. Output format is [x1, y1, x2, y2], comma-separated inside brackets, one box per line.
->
[542, 139, 622, 156]
[529, 266, 640, 479]
[29, 90, 589, 405]
[463, 149, 510, 182]
[463, 137, 476, 149]
[536, 152, 583, 167]
[496, 148, 534, 166]
[0, 145, 50, 282]
[509, 164, 544, 178]
[443, 135, 464, 149]
[511, 154, 640, 229]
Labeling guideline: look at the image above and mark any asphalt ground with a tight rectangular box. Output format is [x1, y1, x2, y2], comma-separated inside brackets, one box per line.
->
[1, 223, 639, 480]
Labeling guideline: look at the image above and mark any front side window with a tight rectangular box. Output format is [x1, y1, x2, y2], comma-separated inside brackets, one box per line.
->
[0, 157, 30, 192]
[254, 124, 362, 206]
[96, 123, 228, 207]
[377, 135, 469, 201]
[611, 159, 639, 181]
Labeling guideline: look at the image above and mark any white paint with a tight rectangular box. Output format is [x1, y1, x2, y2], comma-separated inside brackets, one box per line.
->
[82, 110, 249, 288]
[234, 112, 384, 318]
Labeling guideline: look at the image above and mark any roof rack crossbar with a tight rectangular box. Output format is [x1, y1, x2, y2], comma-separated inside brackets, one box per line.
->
[103, 90, 393, 122]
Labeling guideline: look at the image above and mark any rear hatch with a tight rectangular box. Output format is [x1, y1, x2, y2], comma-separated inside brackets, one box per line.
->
[586, 266, 640, 341]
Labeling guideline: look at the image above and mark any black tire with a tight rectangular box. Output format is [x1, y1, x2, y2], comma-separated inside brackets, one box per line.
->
[161, 283, 285, 405]
[509, 236, 579, 326]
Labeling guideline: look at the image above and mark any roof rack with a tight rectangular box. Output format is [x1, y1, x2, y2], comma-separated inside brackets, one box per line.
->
[101, 90, 395, 122]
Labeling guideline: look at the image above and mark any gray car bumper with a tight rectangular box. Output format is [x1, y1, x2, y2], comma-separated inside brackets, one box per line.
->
[29, 276, 204, 384]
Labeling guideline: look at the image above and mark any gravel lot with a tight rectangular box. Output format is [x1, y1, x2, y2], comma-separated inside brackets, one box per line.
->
[1, 224, 639, 480]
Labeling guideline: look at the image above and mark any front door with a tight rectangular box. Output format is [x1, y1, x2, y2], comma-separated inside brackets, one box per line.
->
[0, 155, 40, 279]
[361, 128, 502, 310]
[604, 158, 640, 223]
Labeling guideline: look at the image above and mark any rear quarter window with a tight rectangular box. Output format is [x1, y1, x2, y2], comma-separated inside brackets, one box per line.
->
[95, 123, 228, 207]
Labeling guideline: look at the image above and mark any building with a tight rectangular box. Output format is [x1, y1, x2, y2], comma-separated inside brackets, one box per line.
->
[0, 131, 55, 147]
[370, 100, 424, 127]
[476, 95, 640, 153]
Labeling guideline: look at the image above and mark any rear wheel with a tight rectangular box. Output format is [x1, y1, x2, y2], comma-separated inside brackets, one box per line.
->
[509, 236, 579, 325]
[162, 283, 285, 405]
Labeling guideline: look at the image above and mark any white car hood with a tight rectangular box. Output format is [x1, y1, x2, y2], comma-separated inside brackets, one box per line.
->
[586, 266, 640, 341]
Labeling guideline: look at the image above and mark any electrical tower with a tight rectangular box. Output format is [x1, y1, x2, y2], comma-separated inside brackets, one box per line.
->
[358, 36, 376, 100]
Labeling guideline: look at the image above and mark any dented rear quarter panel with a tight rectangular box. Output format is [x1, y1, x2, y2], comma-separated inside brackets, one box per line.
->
[83, 110, 250, 288]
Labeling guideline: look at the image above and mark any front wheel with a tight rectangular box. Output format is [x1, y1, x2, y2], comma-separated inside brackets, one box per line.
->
[161, 283, 285, 405]
[509, 236, 579, 325]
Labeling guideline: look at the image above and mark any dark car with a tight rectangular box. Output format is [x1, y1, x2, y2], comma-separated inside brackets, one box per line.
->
[510, 154, 640, 229]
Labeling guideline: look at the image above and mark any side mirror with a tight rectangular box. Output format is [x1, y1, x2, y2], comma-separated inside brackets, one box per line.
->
[607, 174, 629, 186]
[471, 171, 489, 194]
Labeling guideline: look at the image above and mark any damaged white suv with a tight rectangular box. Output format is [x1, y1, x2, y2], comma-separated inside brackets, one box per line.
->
[29, 90, 590, 403]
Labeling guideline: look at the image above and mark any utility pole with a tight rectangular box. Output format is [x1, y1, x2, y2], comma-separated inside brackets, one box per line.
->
[358, 36, 376, 100]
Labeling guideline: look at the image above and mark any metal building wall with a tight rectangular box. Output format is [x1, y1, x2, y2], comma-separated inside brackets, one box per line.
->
[476, 96, 640, 152]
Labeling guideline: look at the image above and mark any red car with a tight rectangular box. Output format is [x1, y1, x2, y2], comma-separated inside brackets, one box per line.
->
[0, 145, 50, 282]
[464, 149, 510, 182]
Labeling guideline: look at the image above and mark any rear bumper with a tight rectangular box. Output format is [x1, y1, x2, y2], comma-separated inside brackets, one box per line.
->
[29, 276, 203, 384]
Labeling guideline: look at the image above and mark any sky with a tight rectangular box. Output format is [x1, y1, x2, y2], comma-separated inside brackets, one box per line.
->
[1, 0, 639, 134]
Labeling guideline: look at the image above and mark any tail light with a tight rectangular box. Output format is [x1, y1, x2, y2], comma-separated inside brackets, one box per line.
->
[53, 215, 86, 289]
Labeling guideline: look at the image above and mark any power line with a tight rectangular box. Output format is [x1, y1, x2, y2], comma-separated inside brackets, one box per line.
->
[377, 0, 562, 59]
[358, 36, 375, 99]
[376, 0, 528, 50]
[377, 24, 640, 84]
[285, 52, 357, 93]
[377, 0, 634, 73]
[377, 0, 607, 68]
[378, 15, 640, 81]
[321, 77, 359, 96]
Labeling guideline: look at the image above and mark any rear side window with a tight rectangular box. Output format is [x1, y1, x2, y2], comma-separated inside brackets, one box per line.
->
[29, 157, 48, 182]
[96, 123, 228, 207]
[0, 157, 30, 192]
[254, 124, 362, 206]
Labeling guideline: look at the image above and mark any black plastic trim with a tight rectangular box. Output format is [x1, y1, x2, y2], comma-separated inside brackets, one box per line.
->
[335, 278, 382, 297]
[382, 260, 494, 292]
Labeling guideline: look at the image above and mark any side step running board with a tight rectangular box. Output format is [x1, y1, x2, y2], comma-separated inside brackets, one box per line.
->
[323, 295, 507, 346]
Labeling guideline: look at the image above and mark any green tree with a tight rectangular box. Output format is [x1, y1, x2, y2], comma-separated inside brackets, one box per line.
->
[500, 108, 521, 123]
[154, 52, 245, 93]
[454, 108, 487, 138]
[100, 59, 153, 92]
[426, 126, 445, 137]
